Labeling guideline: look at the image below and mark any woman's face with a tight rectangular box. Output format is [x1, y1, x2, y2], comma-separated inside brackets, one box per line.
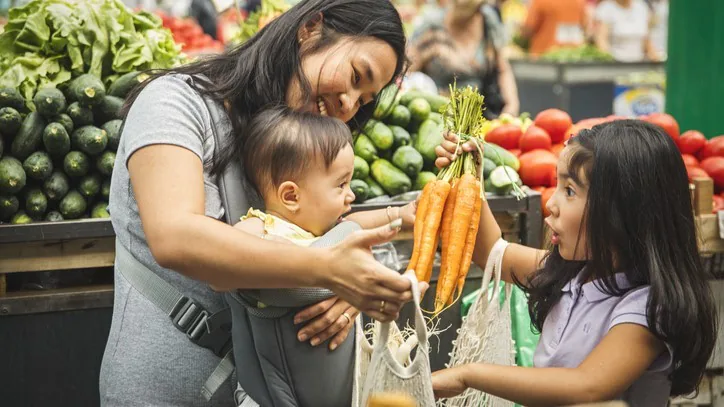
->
[287, 36, 398, 123]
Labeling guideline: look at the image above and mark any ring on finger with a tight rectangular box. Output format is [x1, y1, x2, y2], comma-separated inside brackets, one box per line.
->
[341, 312, 352, 325]
[379, 300, 386, 313]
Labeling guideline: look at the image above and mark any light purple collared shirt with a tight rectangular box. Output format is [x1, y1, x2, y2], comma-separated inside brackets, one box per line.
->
[533, 272, 672, 406]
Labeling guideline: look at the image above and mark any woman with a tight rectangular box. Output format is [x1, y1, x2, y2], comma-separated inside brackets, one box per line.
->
[407, 0, 519, 119]
[99, 1, 417, 405]
[522, 0, 589, 56]
[594, 0, 659, 62]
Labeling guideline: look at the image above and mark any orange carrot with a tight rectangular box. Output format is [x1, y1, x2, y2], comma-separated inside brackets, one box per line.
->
[407, 181, 434, 278]
[424, 228, 440, 283]
[455, 180, 483, 299]
[435, 174, 477, 312]
[435, 179, 459, 301]
[415, 180, 451, 283]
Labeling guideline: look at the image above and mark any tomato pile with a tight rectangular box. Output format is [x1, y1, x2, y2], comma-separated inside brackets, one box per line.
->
[157, 11, 224, 53]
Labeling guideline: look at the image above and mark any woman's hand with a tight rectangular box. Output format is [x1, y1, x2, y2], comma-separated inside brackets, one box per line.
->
[295, 297, 359, 351]
[434, 131, 479, 169]
[398, 201, 417, 230]
[431, 366, 470, 399]
[322, 221, 413, 321]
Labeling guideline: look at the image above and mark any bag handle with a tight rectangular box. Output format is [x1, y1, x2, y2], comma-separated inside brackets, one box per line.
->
[376, 273, 427, 351]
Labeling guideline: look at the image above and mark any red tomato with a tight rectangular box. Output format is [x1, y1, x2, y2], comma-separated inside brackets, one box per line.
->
[687, 166, 711, 182]
[509, 148, 522, 157]
[518, 149, 558, 187]
[551, 143, 565, 157]
[485, 124, 523, 150]
[643, 113, 680, 141]
[678, 130, 707, 155]
[519, 125, 552, 152]
[699, 136, 724, 160]
[534, 109, 572, 144]
[713, 195, 724, 213]
[681, 154, 699, 168]
[541, 187, 556, 217]
[531, 186, 546, 193]
[700, 157, 724, 191]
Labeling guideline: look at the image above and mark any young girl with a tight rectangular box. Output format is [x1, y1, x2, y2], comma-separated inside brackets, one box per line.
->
[431, 119, 717, 405]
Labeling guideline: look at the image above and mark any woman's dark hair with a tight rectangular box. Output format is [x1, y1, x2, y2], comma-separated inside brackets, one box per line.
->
[242, 106, 352, 196]
[521, 120, 717, 396]
[123, 0, 406, 175]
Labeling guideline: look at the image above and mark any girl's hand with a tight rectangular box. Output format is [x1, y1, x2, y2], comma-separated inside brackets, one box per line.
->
[323, 221, 414, 321]
[434, 131, 478, 169]
[398, 201, 417, 231]
[295, 297, 359, 351]
[432, 366, 470, 399]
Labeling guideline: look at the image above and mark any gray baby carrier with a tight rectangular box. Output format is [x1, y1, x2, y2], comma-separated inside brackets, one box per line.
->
[116, 82, 361, 407]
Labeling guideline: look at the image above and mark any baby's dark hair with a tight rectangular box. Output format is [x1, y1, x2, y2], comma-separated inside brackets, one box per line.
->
[242, 106, 353, 196]
[520, 119, 717, 396]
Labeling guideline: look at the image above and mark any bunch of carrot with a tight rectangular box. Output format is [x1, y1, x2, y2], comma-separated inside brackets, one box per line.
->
[406, 84, 488, 315]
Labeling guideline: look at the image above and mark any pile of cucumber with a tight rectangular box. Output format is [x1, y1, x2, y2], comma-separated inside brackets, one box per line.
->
[0, 72, 146, 224]
[352, 88, 523, 203]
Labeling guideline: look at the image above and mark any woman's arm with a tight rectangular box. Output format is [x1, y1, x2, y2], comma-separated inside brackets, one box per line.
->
[432, 324, 666, 406]
[497, 49, 520, 116]
[128, 144, 412, 320]
[345, 202, 416, 230]
[593, 21, 611, 53]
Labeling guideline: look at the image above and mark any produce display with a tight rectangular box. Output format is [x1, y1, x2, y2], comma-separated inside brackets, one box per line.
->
[232, 0, 290, 45]
[157, 12, 224, 53]
[0, 0, 183, 224]
[539, 45, 615, 63]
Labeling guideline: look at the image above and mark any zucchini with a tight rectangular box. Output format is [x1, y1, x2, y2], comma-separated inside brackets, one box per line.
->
[0, 157, 26, 194]
[0, 195, 19, 221]
[102, 120, 122, 152]
[0, 107, 23, 137]
[11, 210, 33, 224]
[68, 74, 106, 106]
[45, 211, 64, 222]
[63, 151, 90, 177]
[23, 151, 53, 181]
[78, 173, 102, 198]
[43, 171, 70, 201]
[33, 87, 67, 117]
[488, 166, 522, 196]
[91, 202, 110, 218]
[43, 122, 71, 156]
[72, 126, 108, 156]
[93, 96, 124, 124]
[0, 88, 25, 111]
[350, 179, 369, 203]
[96, 151, 116, 176]
[59, 190, 87, 219]
[52, 113, 74, 134]
[108, 71, 149, 98]
[25, 188, 48, 219]
[11, 112, 45, 160]
[66, 102, 94, 127]
[364, 177, 386, 199]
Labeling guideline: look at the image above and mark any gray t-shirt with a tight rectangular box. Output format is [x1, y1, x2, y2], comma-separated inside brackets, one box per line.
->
[109, 73, 229, 313]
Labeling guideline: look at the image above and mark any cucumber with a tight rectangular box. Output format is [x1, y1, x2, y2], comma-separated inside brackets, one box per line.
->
[11, 112, 45, 160]
[78, 174, 102, 198]
[68, 74, 106, 106]
[91, 201, 110, 218]
[43, 171, 70, 201]
[66, 102, 94, 127]
[414, 171, 437, 191]
[0, 157, 26, 194]
[101, 178, 111, 200]
[52, 113, 74, 134]
[102, 120, 122, 152]
[0, 88, 25, 111]
[392, 146, 424, 178]
[96, 151, 116, 176]
[482, 158, 497, 179]
[93, 96, 124, 124]
[364, 177, 386, 199]
[108, 71, 149, 98]
[350, 179, 369, 203]
[400, 90, 450, 114]
[33, 87, 67, 117]
[353, 155, 369, 180]
[413, 118, 444, 165]
[23, 151, 53, 181]
[59, 190, 87, 219]
[353, 134, 378, 163]
[483, 142, 520, 171]
[72, 126, 108, 155]
[25, 188, 48, 219]
[63, 151, 90, 177]
[390, 125, 411, 149]
[43, 122, 71, 156]
[370, 159, 412, 196]
[45, 211, 64, 222]
[386, 105, 411, 128]
[0, 195, 19, 221]
[11, 210, 33, 224]
[366, 121, 394, 151]
[0, 107, 22, 137]
[488, 166, 522, 196]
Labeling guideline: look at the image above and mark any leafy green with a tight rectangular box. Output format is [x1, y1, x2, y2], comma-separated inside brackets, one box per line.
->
[0, 0, 185, 109]
[232, 0, 290, 45]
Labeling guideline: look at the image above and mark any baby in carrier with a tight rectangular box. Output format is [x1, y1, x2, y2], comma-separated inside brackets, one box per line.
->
[226, 106, 414, 407]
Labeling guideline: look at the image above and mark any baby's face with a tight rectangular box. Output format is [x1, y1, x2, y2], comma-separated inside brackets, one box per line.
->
[295, 145, 356, 236]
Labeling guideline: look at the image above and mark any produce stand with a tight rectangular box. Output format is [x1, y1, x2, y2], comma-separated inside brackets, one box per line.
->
[510, 59, 665, 122]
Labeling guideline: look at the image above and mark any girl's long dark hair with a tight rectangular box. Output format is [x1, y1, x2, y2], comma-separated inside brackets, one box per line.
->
[522, 120, 717, 396]
[122, 0, 406, 175]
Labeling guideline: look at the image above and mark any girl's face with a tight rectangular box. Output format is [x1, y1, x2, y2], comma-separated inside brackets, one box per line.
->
[545, 146, 589, 261]
[287, 36, 398, 124]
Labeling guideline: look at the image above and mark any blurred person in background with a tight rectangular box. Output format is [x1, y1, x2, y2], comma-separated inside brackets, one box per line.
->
[594, 0, 660, 62]
[407, 0, 520, 119]
[521, 0, 589, 56]
[648, 0, 669, 59]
